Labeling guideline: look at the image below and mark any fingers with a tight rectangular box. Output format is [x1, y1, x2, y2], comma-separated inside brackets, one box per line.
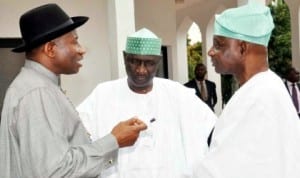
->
[111, 117, 147, 148]
[125, 117, 148, 130]
[125, 117, 139, 125]
[133, 118, 147, 130]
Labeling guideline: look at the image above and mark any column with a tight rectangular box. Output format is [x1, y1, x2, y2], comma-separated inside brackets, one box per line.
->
[286, 0, 300, 68]
[238, 0, 267, 6]
[107, 0, 135, 78]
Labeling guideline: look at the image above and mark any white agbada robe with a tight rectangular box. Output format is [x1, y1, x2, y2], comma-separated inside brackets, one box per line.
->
[77, 77, 216, 178]
[194, 70, 300, 178]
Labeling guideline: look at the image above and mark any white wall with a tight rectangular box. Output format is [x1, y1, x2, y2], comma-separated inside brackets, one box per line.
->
[60, 0, 113, 105]
[134, 0, 179, 81]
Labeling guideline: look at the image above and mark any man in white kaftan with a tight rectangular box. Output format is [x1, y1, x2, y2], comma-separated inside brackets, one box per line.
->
[77, 28, 217, 178]
[194, 2, 300, 178]
[196, 70, 300, 178]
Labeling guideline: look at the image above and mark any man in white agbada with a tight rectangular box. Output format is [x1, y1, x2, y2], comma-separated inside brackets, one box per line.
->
[77, 28, 217, 178]
[194, 2, 300, 178]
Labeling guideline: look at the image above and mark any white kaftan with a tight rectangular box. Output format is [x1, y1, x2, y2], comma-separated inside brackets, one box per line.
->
[195, 70, 300, 178]
[77, 77, 216, 178]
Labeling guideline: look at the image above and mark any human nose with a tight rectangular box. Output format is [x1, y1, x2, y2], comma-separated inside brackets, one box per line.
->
[77, 44, 86, 56]
[207, 46, 215, 57]
[136, 62, 147, 74]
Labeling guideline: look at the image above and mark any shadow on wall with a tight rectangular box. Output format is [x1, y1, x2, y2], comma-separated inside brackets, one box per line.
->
[0, 38, 24, 123]
[156, 46, 169, 79]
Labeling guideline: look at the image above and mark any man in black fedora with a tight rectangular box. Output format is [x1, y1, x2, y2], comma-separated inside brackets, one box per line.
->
[0, 3, 147, 178]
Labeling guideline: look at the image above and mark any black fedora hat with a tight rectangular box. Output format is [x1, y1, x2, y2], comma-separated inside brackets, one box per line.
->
[12, 3, 89, 53]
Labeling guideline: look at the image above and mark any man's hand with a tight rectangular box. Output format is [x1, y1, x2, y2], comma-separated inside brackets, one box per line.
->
[111, 117, 147, 147]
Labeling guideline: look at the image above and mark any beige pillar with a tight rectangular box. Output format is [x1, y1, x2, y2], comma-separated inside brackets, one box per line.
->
[176, 17, 192, 83]
[286, 0, 300, 68]
[107, 0, 135, 79]
[238, 0, 266, 5]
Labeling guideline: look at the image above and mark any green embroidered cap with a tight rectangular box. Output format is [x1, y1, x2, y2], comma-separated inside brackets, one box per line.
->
[125, 28, 162, 56]
[214, 2, 274, 47]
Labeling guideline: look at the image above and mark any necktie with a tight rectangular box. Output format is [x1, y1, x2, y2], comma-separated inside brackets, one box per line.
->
[292, 83, 299, 112]
[200, 81, 208, 101]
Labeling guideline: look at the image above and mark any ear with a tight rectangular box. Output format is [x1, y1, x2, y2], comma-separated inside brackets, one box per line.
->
[43, 41, 56, 58]
[239, 41, 247, 55]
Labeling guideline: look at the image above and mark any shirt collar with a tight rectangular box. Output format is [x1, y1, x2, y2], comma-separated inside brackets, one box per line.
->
[24, 59, 59, 86]
[195, 79, 205, 83]
[286, 80, 297, 87]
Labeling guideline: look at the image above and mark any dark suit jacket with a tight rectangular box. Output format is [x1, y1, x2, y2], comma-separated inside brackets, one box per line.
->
[184, 79, 217, 111]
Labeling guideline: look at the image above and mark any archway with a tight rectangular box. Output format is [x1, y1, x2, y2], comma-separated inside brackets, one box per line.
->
[187, 22, 203, 80]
